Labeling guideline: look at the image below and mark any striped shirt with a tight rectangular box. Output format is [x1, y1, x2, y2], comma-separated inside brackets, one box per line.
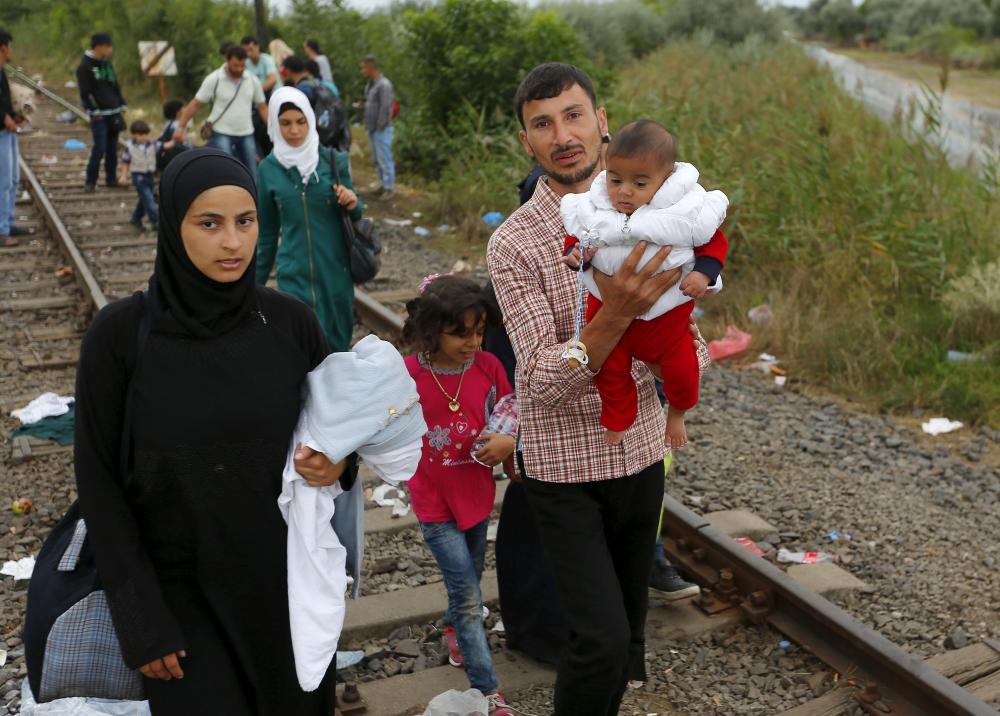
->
[488, 177, 710, 484]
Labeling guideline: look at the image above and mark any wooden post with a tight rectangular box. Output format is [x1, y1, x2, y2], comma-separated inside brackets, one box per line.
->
[158, 76, 167, 104]
[255, 0, 268, 45]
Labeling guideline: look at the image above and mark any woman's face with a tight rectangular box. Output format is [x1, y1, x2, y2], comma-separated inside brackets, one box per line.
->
[180, 185, 258, 283]
[278, 108, 309, 148]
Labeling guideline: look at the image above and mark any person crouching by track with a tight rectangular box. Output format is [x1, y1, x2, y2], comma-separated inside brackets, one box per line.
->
[402, 274, 517, 716]
[255, 87, 361, 352]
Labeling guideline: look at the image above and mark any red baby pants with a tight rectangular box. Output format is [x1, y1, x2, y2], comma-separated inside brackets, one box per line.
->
[586, 294, 699, 432]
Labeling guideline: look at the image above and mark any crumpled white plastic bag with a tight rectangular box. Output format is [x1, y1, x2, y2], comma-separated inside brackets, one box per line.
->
[421, 689, 488, 716]
[20, 679, 150, 715]
[921, 417, 963, 435]
[1, 556, 36, 580]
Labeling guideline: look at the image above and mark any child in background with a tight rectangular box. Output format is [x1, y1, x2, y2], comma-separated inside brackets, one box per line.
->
[156, 100, 189, 170]
[561, 119, 729, 449]
[403, 274, 516, 716]
[119, 119, 172, 232]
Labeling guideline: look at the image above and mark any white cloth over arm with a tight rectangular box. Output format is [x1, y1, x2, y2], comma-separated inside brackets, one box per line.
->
[277, 424, 347, 693]
[560, 163, 728, 321]
[279, 335, 427, 691]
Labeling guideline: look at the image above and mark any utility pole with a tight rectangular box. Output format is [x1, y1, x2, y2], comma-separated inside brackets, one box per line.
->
[255, 0, 268, 45]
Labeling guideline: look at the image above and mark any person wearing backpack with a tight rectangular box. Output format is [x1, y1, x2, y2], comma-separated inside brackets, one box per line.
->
[172, 45, 268, 179]
[282, 55, 350, 153]
[256, 87, 363, 352]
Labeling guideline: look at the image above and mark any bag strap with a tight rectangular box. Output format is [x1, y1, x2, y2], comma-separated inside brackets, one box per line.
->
[327, 147, 357, 241]
[208, 73, 242, 126]
[117, 291, 152, 490]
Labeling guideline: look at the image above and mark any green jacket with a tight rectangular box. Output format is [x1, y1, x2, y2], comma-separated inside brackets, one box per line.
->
[256, 150, 363, 352]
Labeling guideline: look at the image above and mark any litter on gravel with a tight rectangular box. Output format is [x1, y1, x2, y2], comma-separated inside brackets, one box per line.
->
[921, 418, 964, 435]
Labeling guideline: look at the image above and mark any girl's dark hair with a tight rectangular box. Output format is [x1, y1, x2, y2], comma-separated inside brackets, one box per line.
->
[402, 275, 499, 354]
[163, 99, 183, 120]
[278, 102, 301, 117]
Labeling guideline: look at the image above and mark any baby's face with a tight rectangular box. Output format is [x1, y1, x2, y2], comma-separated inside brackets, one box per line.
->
[606, 154, 672, 215]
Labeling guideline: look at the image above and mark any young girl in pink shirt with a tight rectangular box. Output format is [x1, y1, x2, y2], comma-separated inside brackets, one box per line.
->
[403, 274, 516, 715]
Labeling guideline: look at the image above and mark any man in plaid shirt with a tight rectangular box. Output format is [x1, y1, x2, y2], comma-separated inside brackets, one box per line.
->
[487, 64, 722, 715]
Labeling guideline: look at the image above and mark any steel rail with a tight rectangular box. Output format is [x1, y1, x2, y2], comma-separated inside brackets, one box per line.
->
[7, 66, 91, 123]
[661, 495, 1000, 716]
[17, 156, 108, 312]
[354, 286, 404, 338]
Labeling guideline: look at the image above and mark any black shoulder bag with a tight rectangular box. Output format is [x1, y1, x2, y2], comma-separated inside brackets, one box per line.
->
[24, 293, 151, 702]
[327, 147, 381, 284]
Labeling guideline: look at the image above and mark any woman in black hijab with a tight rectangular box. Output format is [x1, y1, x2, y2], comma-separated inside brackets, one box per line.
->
[74, 148, 354, 713]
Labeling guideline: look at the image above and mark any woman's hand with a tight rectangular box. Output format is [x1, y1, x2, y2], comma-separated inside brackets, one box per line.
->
[473, 433, 516, 467]
[333, 184, 358, 211]
[139, 650, 186, 680]
[294, 445, 347, 487]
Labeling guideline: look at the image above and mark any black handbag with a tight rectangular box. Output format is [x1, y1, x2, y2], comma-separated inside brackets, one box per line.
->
[327, 148, 381, 284]
[24, 294, 151, 702]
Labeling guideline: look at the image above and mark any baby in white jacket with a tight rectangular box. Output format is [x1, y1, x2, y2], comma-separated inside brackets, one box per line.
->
[561, 120, 729, 448]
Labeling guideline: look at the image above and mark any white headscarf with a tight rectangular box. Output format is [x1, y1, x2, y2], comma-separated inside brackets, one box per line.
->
[268, 86, 321, 184]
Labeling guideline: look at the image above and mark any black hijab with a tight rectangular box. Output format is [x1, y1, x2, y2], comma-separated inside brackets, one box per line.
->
[148, 148, 259, 338]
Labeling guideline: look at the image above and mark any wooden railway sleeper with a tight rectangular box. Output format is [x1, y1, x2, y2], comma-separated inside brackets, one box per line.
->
[858, 683, 894, 714]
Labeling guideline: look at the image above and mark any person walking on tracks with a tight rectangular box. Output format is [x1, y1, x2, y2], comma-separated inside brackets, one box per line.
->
[486, 63, 715, 716]
[281, 55, 350, 153]
[73, 147, 354, 714]
[172, 45, 267, 180]
[0, 27, 32, 248]
[76, 32, 128, 193]
[255, 87, 362, 352]
[360, 55, 395, 198]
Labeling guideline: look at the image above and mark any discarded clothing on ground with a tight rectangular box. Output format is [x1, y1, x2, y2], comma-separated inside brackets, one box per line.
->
[11, 393, 74, 425]
[12, 406, 76, 446]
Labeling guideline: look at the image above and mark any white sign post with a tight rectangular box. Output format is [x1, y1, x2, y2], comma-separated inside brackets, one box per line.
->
[138, 41, 176, 103]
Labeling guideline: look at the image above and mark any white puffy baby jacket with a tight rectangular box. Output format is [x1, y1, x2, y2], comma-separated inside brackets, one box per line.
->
[278, 335, 427, 691]
[560, 162, 729, 320]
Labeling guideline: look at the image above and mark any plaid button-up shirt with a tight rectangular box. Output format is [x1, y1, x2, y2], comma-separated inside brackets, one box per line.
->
[488, 177, 709, 484]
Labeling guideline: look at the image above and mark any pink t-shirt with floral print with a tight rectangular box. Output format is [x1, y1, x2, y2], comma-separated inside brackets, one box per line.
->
[405, 351, 513, 531]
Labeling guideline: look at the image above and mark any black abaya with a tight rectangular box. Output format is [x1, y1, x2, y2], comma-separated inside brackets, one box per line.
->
[73, 148, 353, 714]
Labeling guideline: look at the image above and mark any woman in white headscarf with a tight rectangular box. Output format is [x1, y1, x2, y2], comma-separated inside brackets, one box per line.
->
[256, 86, 362, 351]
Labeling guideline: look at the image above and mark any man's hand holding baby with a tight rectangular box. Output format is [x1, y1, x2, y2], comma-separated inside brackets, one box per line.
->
[679, 271, 711, 299]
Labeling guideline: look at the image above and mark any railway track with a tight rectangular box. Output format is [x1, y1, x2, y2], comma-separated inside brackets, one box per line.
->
[4, 72, 1000, 716]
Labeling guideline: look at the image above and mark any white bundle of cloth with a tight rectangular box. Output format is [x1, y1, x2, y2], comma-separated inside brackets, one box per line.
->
[560, 162, 729, 320]
[278, 335, 427, 691]
[11, 393, 74, 425]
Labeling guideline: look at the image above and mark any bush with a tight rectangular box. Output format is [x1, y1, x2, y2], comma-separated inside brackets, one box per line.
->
[892, 0, 992, 39]
[7, 0, 254, 99]
[859, 0, 905, 43]
[544, 1, 669, 67]
[663, 0, 782, 45]
[399, 0, 586, 178]
[819, 0, 865, 45]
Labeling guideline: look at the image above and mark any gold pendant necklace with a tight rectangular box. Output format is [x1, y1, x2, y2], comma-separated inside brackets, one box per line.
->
[426, 353, 467, 412]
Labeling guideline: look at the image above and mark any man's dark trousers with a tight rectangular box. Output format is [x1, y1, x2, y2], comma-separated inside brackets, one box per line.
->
[86, 114, 120, 186]
[524, 459, 664, 716]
